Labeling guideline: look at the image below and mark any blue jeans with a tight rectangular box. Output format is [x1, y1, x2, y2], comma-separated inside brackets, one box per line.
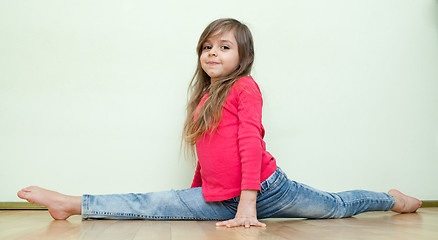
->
[81, 168, 395, 220]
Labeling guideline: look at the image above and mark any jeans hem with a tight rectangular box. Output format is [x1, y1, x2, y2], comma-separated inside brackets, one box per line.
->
[81, 194, 90, 219]
[386, 194, 396, 211]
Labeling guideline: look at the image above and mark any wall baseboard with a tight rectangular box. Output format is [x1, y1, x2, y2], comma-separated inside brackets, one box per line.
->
[421, 201, 438, 208]
[0, 202, 47, 210]
[1, 201, 438, 210]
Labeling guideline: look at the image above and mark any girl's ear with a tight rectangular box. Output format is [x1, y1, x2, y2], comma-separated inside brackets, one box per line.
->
[246, 54, 254, 66]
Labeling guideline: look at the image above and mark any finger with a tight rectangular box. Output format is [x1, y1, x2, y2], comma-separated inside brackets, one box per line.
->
[228, 220, 241, 228]
[245, 220, 250, 228]
[217, 219, 240, 228]
[254, 221, 266, 227]
[216, 220, 230, 226]
[227, 219, 245, 228]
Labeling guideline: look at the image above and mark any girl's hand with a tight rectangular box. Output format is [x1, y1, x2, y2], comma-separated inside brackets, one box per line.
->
[216, 190, 266, 228]
[216, 216, 266, 228]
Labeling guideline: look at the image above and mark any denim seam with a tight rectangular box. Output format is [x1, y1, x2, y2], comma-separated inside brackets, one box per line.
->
[85, 211, 199, 220]
[343, 197, 394, 207]
[347, 198, 395, 211]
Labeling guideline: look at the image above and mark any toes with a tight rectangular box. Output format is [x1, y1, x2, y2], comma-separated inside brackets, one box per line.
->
[17, 190, 29, 200]
[17, 186, 39, 201]
[24, 186, 39, 192]
[20, 186, 35, 193]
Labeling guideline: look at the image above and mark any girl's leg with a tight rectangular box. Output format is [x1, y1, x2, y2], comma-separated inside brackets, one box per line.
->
[255, 168, 421, 219]
[18, 186, 237, 221]
[81, 187, 236, 220]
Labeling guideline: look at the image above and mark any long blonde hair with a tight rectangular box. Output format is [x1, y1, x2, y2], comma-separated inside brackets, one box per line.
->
[182, 18, 255, 164]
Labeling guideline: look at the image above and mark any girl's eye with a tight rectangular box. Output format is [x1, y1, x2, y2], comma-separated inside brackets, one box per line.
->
[203, 45, 212, 50]
[221, 45, 230, 50]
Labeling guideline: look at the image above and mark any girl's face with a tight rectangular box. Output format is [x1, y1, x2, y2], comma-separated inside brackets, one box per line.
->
[200, 29, 240, 83]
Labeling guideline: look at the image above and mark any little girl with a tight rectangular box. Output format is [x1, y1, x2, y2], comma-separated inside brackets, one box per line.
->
[18, 18, 422, 228]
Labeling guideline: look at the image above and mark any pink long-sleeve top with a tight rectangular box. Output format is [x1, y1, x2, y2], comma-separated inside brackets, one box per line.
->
[191, 76, 277, 202]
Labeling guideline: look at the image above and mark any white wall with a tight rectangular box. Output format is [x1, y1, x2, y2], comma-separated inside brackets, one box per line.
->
[1, 0, 437, 202]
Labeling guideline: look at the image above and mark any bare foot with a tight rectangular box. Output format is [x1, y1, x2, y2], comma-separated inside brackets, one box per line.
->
[388, 189, 422, 213]
[17, 186, 81, 220]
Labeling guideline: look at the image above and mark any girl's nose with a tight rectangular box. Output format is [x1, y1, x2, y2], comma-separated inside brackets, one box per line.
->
[208, 49, 218, 57]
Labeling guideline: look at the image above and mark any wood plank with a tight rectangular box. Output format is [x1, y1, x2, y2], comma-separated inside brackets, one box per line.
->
[133, 221, 171, 240]
[0, 209, 437, 240]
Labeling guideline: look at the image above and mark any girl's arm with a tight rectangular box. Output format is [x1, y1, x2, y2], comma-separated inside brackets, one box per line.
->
[216, 190, 266, 228]
[216, 78, 266, 228]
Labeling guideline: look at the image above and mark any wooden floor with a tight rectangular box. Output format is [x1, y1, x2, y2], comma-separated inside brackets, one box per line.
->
[1, 208, 437, 240]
